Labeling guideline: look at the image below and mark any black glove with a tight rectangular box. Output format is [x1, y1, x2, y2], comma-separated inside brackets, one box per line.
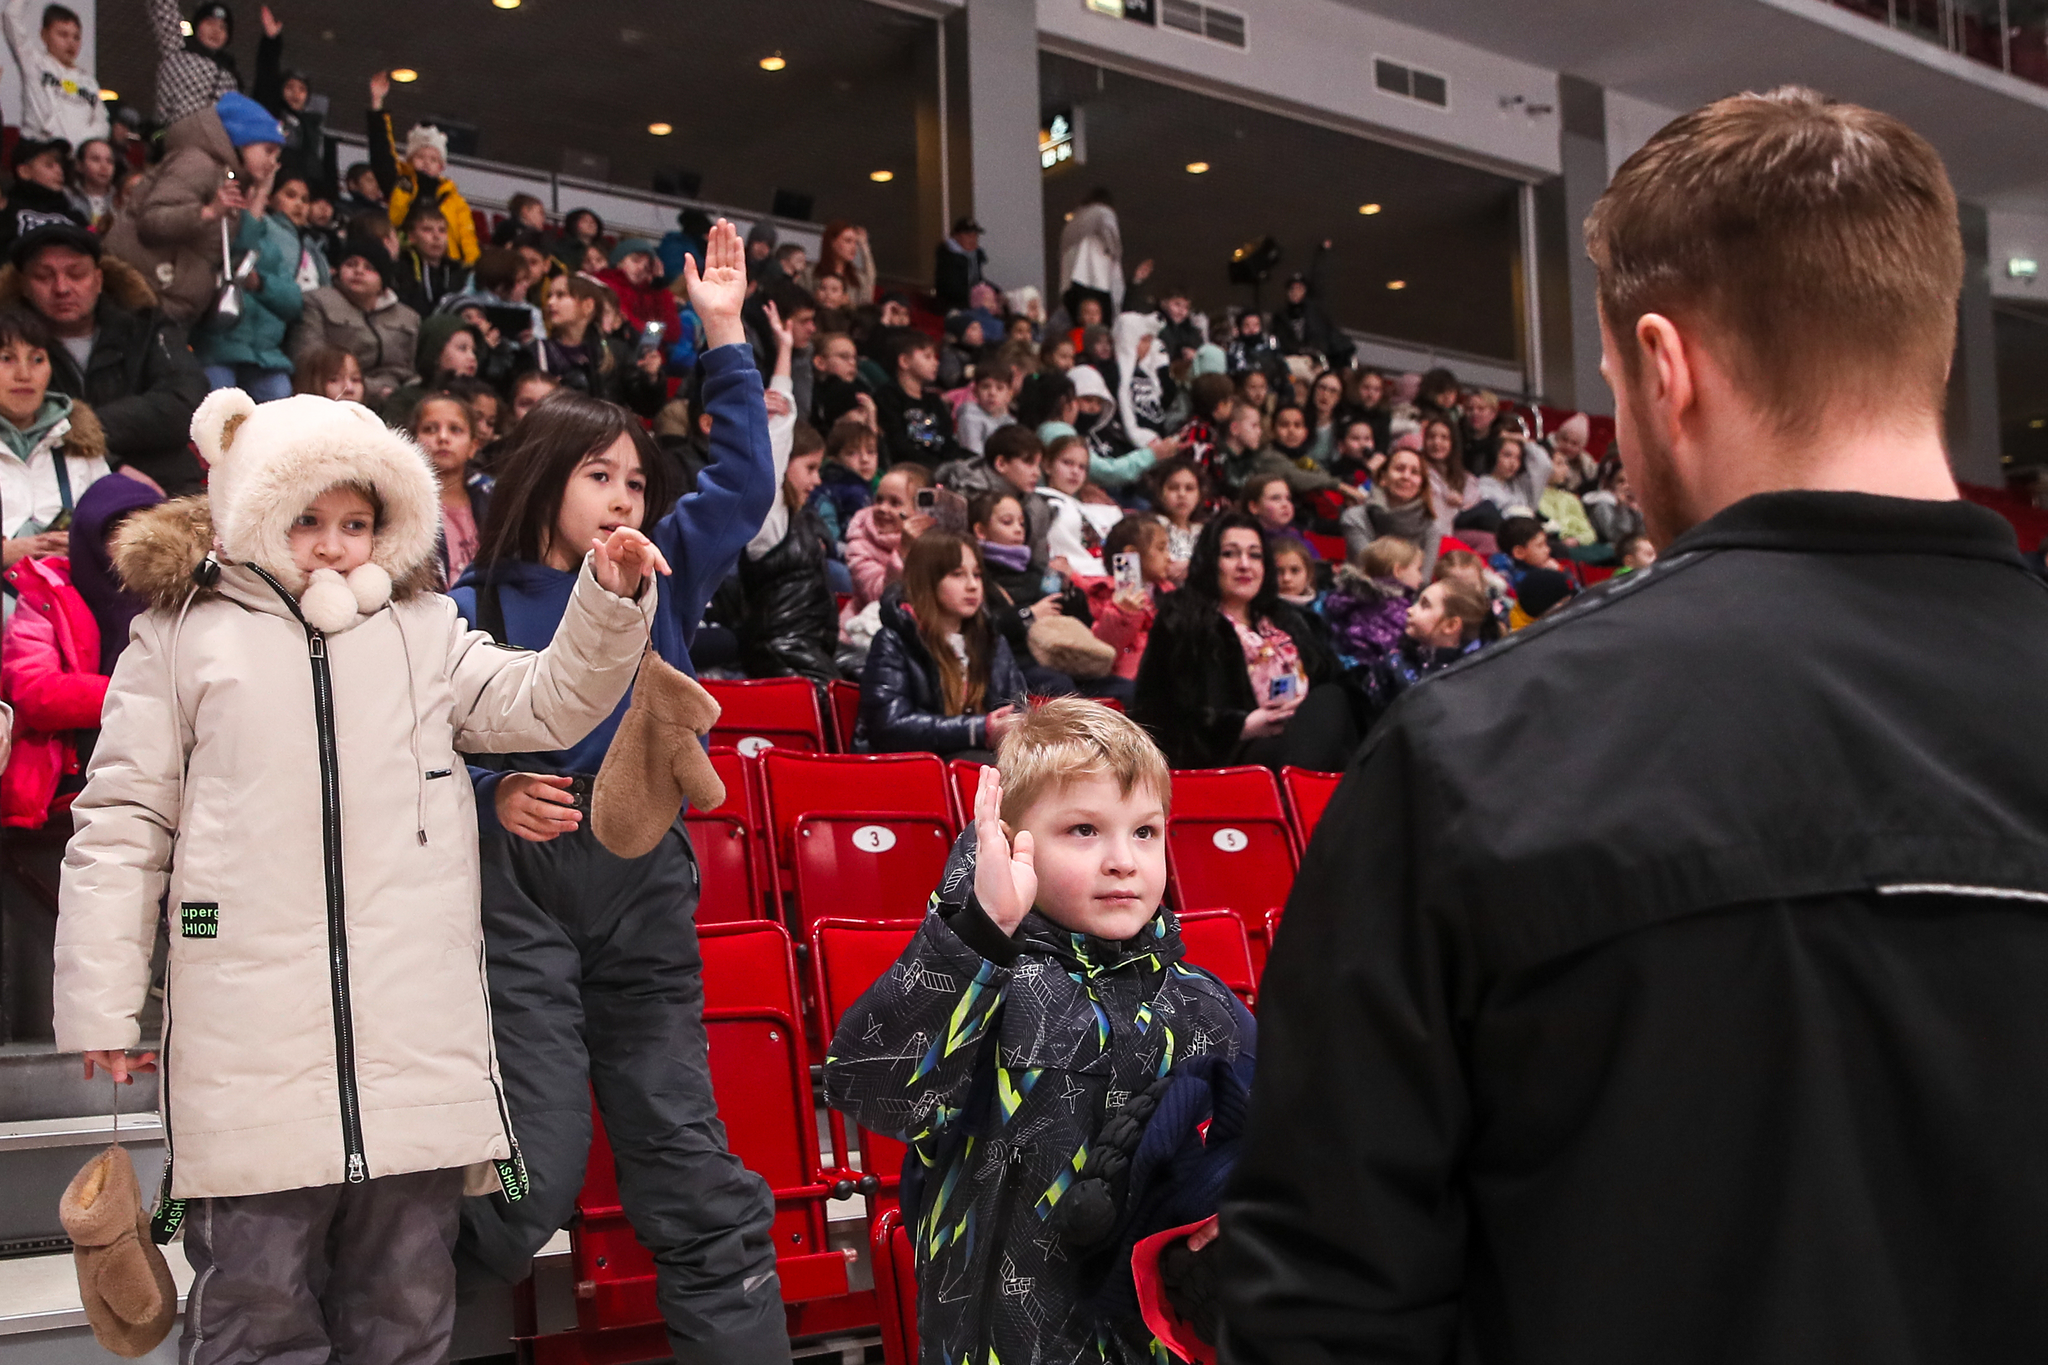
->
[1158, 1234, 1221, 1346]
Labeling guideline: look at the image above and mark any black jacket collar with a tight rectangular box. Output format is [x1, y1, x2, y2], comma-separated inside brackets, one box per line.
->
[1668, 490, 2022, 566]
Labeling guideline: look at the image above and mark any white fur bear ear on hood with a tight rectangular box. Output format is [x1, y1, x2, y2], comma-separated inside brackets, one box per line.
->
[190, 388, 259, 474]
[196, 390, 443, 615]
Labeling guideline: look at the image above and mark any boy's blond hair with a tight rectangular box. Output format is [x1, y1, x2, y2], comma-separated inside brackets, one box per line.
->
[996, 698, 1171, 826]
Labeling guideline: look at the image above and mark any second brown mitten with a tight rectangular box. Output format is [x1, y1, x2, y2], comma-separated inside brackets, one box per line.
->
[60, 1145, 177, 1358]
[592, 650, 727, 859]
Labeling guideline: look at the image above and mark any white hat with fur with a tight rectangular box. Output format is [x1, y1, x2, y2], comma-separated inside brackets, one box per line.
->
[403, 124, 449, 161]
[190, 389, 441, 633]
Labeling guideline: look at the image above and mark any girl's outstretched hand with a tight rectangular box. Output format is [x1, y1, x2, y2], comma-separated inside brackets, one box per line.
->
[590, 525, 672, 599]
[683, 219, 748, 351]
[972, 765, 1035, 934]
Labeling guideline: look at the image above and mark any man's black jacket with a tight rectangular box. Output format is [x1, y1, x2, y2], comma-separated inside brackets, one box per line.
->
[4, 256, 210, 494]
[1220, 491, 2048, 1365]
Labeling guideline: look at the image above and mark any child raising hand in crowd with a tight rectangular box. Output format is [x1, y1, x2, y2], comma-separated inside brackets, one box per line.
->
[54, 387, 663, 1365]
[827, 700, 1253, 1365]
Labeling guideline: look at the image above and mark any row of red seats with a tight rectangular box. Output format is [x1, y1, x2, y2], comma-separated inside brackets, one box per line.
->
[534, 903, 1273, 1364]
[688, 744, 1344, 963]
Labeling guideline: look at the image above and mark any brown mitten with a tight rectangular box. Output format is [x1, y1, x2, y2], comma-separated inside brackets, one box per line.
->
[592, 649, 727, 859]
[60, 1146, 176, 1358]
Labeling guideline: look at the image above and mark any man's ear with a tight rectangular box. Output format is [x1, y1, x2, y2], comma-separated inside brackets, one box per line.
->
[1633, 312, 1694, 431]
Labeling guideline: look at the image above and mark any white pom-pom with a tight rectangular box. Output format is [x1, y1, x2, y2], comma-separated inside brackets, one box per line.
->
[346, 562, 393, 614]
[300, 568, 358, 633]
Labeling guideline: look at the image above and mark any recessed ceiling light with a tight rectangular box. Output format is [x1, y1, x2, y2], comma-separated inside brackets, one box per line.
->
[870, 170, 895, 183]
[759, 53, 786, 71]
[99, 88, 117, 101]
[648, 122, 673, 136]
[1185, 161, 1210, 174]
[1358, 202, 1382, 215]
[390, 68, 419, 83]
[1386, 280, 1406, 290]
[179, 18, 191, 34]
[492, 0, 520, 8]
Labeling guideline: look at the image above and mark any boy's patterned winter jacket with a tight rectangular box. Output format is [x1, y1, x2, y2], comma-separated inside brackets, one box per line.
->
[824, 831, 1250, 1365]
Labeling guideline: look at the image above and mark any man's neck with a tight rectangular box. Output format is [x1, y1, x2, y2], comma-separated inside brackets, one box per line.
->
[50, 314, 94, 341]
[1681, 411, 1957, 531]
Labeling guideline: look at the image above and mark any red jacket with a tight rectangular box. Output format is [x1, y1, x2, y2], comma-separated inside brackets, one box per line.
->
[2, 556, 107, 828]
[597, 266, 683, 349]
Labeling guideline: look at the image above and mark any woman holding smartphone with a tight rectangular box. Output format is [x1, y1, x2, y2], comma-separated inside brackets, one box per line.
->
[1131, 510, 1355, 771]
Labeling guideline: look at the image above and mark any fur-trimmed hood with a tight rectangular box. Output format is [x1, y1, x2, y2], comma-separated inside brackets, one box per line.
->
[111, 495, 444, 614]
[0, 254, 160, 315]
[174, 389, 441, 630]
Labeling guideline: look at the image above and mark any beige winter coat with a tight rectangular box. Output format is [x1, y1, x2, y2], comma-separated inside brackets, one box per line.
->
[102, 109, 239, 328]
[53, 389, 657, 1201]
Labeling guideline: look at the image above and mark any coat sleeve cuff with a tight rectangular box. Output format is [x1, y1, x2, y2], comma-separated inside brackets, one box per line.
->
[943, 892, 1021, 966]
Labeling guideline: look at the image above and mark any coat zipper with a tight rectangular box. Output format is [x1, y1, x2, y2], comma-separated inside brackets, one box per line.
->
[248, 564, 367, 1184]
[308, 630, 369, 1183]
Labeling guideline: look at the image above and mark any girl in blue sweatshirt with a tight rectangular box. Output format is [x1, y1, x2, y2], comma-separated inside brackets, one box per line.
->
[448, 221, 791, 1365]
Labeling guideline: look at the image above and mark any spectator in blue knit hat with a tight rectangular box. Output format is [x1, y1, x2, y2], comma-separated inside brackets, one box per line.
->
[104, 91, 282, 327]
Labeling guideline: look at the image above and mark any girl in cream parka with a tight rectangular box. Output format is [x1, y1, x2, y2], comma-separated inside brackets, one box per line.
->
[52, 385, 664, 1365]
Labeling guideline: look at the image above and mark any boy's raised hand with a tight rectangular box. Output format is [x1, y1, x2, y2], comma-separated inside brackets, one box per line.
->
[683, 219, 747, 352]
[590, 525, 672, 599]
[972, 766, 1035, 934]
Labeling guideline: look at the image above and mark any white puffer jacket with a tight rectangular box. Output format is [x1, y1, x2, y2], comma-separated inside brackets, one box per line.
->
[54, 390, 656, 1202]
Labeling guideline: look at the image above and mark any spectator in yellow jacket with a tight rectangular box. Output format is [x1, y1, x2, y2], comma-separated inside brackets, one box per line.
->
[365, 70, 478, 266]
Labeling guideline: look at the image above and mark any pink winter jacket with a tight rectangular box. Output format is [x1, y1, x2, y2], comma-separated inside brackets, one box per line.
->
[845, 505, 905, 610]
[1085, 577, 1161, 681]
[2, 556, 108, 828]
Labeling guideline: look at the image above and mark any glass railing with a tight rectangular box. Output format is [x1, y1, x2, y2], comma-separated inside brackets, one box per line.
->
[1832, 0, 2048, 88]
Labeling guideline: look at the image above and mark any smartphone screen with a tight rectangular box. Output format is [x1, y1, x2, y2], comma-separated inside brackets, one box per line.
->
[1269, 674, 1297, 701]
[1113, 551, 1141, 592]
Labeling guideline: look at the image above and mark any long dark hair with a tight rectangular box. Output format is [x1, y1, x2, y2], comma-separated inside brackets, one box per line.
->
[1177, 510, 1280, 625]
[902, 530, 994, 716]
[474, 389, 675, 570]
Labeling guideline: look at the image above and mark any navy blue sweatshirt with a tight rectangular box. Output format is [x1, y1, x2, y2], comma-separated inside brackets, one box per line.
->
[452, 343, 773, 832]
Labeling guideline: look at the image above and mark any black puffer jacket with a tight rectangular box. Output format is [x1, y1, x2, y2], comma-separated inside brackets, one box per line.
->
[856, 586, 1028, 754]
[738, 506, 840, 684]
[825, 828, 1252, 1365]
[1131, 592, 1335, 769]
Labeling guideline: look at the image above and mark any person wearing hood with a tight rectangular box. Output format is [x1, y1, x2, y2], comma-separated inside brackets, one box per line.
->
[4, 0, 107, 148]
[1317, 535, 1423, 674]
[66, 468, 163, 674]
[1069, 361, 1154, 490]
[597, 237, 681, 349]
[56, 384, 662, 1365]
[937, 309, 986, 391]
[1058, 186, 1125, 321]
[104, 92, 282, 328]
[2, 459, 155, 831]
[366, 71, 480, 267]
[0, 137, 88, 254]
[1115, 309, 1176, 453]
[376, 312, 483, 422]
[290, 231, 421, 404]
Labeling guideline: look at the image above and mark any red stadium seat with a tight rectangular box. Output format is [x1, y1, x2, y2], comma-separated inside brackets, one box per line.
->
[872, 1208, 919, 1365]
[761, 752, 956, 933]
[1177, 909, 1258, 1007]
[811, 918, 921, 1205]
[1167, 767, 1298, 962]
[828, 678, 861, 752]
[685, 815, 759, 922]
[564, 921, 846, 1347]
[1279, 766, 1341, 849]
[705, 677, 828, 755]
[948, 757, 983, 828]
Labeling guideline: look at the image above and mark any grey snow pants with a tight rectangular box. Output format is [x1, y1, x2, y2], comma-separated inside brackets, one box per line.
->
[456, 819, 789, 1365]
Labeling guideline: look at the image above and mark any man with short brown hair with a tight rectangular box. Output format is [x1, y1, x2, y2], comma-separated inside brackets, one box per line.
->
[1220, 87, 2048, 1365]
